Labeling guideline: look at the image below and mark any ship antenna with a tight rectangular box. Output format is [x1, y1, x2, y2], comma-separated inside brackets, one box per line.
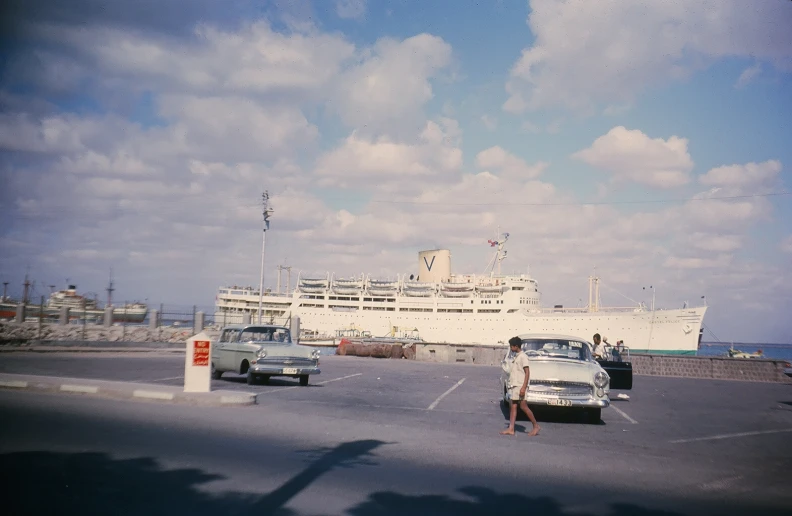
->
[257, 191, 273, 324]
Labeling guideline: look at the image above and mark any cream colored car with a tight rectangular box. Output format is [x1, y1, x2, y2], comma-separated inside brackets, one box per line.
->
[211, 324, 320, 386]
[500, 333, 610, 422]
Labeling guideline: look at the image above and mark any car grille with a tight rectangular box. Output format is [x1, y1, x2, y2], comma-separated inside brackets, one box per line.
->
[255, 357, 316, 367]
[529, 381, 592, 397]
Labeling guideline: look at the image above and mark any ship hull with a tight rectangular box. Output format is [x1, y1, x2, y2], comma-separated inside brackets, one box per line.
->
[214, 301, 706, 354]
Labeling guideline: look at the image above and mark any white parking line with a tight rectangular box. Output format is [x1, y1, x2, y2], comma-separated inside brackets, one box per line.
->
[610, 405, 638, 424]
[257, 373, 362, 395]
[317, 373, 362, 385]
[427, 378, 466, 410]
[670, 427, 792, 444]
[148, 376, 184, 383]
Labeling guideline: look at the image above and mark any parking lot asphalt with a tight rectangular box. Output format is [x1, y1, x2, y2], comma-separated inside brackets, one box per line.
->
[1, 352, 792, 515]
[2, 353, 791, 454]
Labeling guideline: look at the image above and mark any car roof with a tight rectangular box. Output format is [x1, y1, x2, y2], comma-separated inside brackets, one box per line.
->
[222, 324, 289, 331]
[516, 333, 593, 344]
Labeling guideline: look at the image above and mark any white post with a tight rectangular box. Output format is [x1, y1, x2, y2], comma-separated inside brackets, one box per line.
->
[258, 230, 266, 324]
[184, 332, 212, 392]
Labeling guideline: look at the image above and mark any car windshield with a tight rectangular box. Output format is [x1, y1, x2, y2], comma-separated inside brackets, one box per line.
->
[520, 338, 591, 361]
[238, 327, 291, 344]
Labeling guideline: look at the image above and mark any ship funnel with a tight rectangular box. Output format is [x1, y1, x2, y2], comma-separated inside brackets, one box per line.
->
[418, 249, 451, 283]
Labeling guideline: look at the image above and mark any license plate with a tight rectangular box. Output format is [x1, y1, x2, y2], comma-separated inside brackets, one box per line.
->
[282, 368, 298, 375]
[547, 399, 572, 407]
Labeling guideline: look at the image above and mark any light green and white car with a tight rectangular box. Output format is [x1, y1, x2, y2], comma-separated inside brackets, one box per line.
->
[211, 324, 321, 386]
[500, 333, 610, 422]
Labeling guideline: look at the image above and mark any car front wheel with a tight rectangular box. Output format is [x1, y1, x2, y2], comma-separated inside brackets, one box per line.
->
[584, 408, 601, 423]
[211, 363, 222, 380]
[247, 372, 258, 385]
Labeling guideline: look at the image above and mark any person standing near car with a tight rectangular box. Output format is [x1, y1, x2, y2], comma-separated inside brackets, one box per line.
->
[500, 336, 541, 437]
[592, 333, 606, 359]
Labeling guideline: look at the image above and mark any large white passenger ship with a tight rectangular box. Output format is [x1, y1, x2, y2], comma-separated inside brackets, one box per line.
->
[214, 235, 706, 354]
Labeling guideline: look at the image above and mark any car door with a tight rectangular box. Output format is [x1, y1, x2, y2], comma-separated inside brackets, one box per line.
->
[236, 327, 269, 371]
[215, 329, 238, 371]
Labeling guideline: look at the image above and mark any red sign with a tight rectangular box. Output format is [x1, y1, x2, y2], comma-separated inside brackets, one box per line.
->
[193, 340, 210, 366]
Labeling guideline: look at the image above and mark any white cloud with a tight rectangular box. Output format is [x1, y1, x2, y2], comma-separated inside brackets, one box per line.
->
[41, 21, 357, 99]
[688, 233, 742, 253]
[521, 120, 540, 133]
[572, 126, 693, 189]
[314, 119, 463, 190]
[699, 160, 782, 190]
[663, 254, 733, 270]
[481, 114, 498, 131]
[332, 34, 453, 133]
[781, 236, 792, 254]
[735, 63, 762, 89]
[476, 146, 547, 181]
[157, 95, 318, 162]
[336, 0, 367, 20]
[504, 0, 792, 112]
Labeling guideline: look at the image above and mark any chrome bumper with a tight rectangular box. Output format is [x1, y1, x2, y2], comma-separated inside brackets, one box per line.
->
[509, 394, 609, 408]
[249, 365, 320, 376]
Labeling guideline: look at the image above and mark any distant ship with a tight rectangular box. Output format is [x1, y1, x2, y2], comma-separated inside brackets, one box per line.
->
[214, 233, 707, 355]
[0, 279, 148, 324]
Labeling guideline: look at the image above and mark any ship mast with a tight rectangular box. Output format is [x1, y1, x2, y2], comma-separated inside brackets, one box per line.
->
[257, 191, 273, 324]
[486, 226, 509, 278]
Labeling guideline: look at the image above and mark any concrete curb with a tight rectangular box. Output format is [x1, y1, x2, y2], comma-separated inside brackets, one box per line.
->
[0, 373, 257, 407]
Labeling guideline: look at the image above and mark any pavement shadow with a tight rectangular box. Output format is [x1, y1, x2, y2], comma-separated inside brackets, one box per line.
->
[347, 486, 684, 516]
[0, 439, 387, 516]
[499, 400, 604, 425]
[2, 445, 787, 516]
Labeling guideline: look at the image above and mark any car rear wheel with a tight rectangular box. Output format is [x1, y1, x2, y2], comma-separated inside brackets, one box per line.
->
[261, 375, 270, 385]
[299, 375, 309, 386]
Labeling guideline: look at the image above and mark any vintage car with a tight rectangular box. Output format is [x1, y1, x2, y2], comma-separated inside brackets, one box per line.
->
[211, 324, 320, 386]
[499, 333, 620, 422]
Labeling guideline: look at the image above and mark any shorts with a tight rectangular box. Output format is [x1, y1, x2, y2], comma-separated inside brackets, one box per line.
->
[508, 386, 525, 401]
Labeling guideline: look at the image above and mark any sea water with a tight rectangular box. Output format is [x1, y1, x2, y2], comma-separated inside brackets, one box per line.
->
[698, 342, 792, 361]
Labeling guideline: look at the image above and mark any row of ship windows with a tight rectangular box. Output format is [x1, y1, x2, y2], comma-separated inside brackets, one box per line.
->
[297, 305, 509, 313]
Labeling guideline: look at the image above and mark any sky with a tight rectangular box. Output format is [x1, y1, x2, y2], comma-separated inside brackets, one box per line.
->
[1, 0, 791, 343]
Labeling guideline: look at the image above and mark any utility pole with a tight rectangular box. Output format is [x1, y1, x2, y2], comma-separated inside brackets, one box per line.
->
[22, 273, 31, 304]
[106, 268, 115, 307]
[258, 191, 273, 324]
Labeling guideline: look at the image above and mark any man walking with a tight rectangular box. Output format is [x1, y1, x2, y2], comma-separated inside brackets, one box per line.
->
[500, 336, 541, 436]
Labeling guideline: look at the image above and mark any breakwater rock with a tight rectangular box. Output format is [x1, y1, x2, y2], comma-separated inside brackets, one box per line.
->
[0, 321, 219, 346]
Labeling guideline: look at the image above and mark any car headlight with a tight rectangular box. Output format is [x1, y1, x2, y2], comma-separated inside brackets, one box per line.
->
[256, 348, 267, 358]
[311, 349, 320, 359]
[594, 371, 609, 388]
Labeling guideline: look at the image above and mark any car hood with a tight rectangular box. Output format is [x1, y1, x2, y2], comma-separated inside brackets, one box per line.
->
[524, 358, 599, 384]
[256, 344, 314, 358]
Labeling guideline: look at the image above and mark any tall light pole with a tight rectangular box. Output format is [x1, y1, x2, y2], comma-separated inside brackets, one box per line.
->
[258, 191, 273, 324]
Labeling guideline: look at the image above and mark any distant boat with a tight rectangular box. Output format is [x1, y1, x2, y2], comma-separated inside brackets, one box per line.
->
[0, 283, 148, 323]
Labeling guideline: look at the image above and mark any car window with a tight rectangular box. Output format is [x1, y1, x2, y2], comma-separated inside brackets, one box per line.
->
[239, 327, 291, 343]
[521, 339, 591, 361]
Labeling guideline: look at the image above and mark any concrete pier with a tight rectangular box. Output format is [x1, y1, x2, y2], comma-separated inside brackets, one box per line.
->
[15, 304, 25, 323]
[103, 307, 113, 327]
[149, 309, 159, 330]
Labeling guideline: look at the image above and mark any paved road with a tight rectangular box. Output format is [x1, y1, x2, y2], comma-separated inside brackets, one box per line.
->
[1, 353, 791, 514]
